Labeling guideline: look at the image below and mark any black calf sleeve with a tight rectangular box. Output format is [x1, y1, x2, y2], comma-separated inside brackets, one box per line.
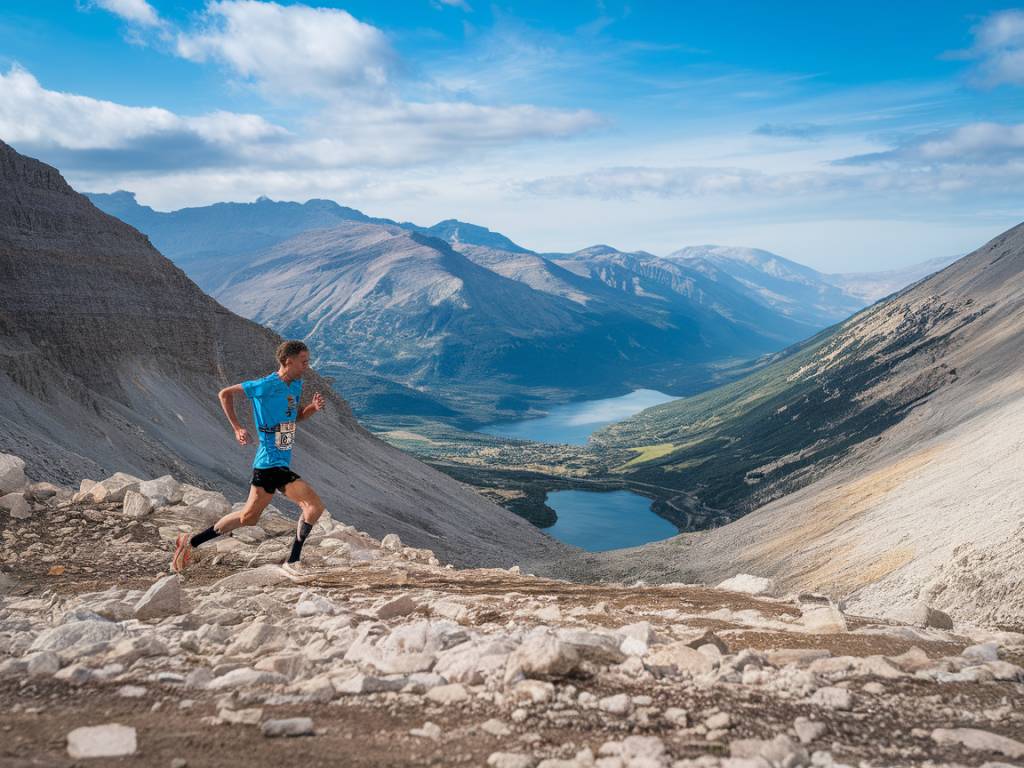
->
[288, 520, 314, 564]
[190, 525, 221, 548]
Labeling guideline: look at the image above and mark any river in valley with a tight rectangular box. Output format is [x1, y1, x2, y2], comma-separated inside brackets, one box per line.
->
[479, 388, 676, 445]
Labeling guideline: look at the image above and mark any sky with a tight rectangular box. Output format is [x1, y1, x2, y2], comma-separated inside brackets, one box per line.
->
[1, 1, 1023, 270]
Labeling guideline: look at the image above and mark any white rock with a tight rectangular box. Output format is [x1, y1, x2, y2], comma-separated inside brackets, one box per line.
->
[122, 490, 154, 519]
[0, 492, 30, 519]
[931, 727, 1024, 758]
[505, 633, 580, 682]
[410, 721, 442, 740]
[810, 686, 852, 710]
[226, 622, 287, 655]
[794, 717, 827, 744]
[800, 605, 848, 634]
[717, 574, 775, 595]
[598, 693, 631, 715]
[139, 475, 183, 505]
[29, 620, 123, 653]
[487, 753, 534, 768]
[219, 707, 263, 725]
[646, 642, 714, 676]
[481, 719, 512, 737]
[0, 453, 26, 494]
[26, 652, 60, 676]
[261, 718, 314, 738]
[87, 473, 142, 503]
[334, 673, 407, 695]
[381, 533, 403, 551]
[426, 683, 469, 704]
[66, 724, 137, 759]
[296, 595, 337, 617]
[908, 602, 954, 630]
[207, 667, 287, 690]
[134, 575, 186, 620]
[117, 685, 148, 698]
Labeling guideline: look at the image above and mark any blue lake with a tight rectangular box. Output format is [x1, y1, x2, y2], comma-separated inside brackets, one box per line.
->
[544, 489, 679, 551]
[479, 388, 676, 445]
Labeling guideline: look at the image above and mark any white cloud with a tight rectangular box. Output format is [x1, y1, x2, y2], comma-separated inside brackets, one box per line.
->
[0, 65, 287, 169]
[0, 63, 597, 174]
[949, 9, 1024, 87]
[92, 0, 163, 27]
[838, 121, 1024, 166]
[175, 1, 396, 97]
[522, 165, 851, 199]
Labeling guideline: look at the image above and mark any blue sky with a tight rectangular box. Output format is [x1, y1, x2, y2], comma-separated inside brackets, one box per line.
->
[2, 1, 1022, 270]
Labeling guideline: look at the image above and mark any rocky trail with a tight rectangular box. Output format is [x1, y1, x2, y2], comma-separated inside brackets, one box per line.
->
[2, 454, 1023, 768]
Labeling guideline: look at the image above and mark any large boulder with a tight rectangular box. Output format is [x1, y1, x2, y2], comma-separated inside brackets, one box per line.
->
[907, 602, 955, 630]
[29, 620, 123, 653]
[0, 454, 26, 494]
[134, 575, 187, 620]
[138, 475, 183, 506]
[122, 490, 154, 519]
[82, 473, 142, 503]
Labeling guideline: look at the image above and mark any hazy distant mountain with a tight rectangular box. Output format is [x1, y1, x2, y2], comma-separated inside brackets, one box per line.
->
[824, 255, 960, 303]
[546, 245, 822, 343]
[669, 245, 865, 328]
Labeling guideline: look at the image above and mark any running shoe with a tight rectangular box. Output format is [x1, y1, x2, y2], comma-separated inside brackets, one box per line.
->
[280, 560, 316, 583]
[171, 533, 193, 573]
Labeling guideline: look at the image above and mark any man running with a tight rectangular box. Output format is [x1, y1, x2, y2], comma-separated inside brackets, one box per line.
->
[172, 340, 327, 577]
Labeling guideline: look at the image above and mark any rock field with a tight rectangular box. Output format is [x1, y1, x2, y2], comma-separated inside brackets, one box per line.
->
[2, 454, 1023, 767]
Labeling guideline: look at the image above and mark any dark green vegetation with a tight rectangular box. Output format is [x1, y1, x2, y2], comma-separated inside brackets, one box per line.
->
[590, 293, 982, 527]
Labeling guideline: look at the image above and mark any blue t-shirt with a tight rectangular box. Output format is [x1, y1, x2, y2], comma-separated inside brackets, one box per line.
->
[241, 372, 303, 469]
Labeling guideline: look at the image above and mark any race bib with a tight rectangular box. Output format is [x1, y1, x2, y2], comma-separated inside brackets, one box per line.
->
[275, 421, 296, 450]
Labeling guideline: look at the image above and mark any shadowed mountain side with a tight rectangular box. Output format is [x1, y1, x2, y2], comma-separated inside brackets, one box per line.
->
[0, 141, 572, 570]
[548, 223, 1024, 626]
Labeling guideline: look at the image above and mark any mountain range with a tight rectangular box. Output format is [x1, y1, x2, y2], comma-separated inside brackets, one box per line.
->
[86, 192, 954, 426]
[0, 142, 568, 569]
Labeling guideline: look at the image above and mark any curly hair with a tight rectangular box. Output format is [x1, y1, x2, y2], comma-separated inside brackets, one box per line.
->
[275, 340, 308, 365]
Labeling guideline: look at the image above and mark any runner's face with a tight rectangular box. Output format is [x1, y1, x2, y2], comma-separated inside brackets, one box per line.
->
[284, 351, 310, 378]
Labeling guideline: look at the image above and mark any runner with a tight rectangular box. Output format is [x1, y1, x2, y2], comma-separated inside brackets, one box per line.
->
[171, 340, 327, 578]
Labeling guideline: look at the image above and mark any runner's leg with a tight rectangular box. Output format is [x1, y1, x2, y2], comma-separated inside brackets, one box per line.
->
[282, 479, 325, 563]
[213, 483, 274, 535]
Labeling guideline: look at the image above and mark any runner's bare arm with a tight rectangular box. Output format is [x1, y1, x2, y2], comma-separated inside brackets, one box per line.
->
[297, 392, 326, 422]
[218, 383, 251, 445]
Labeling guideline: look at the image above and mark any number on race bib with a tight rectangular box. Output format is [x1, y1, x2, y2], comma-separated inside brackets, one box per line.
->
[275, 422, 296, 450]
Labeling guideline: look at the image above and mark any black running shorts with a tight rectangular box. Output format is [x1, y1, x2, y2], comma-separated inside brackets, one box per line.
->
[251, 466, 301, 494]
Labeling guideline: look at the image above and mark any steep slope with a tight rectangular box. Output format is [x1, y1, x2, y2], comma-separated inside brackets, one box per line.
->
[0, 141, 569, 569]
[565, 223, 1024, 625]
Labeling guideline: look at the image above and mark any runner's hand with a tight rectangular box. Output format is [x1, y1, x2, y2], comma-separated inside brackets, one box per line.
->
[235, 427, 251, 445]
[311, 392, 326, 412]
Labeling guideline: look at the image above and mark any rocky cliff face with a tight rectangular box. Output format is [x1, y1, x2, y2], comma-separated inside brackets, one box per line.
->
[0, 141, 568, 570]
[2, 465, 1023, 767]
